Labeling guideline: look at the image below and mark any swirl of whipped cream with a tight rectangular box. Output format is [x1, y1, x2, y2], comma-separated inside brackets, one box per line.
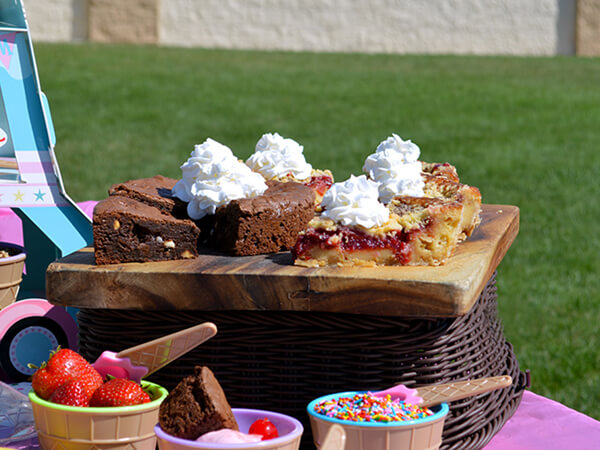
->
[363, 134, 424, 202]
[172, 138, 239, 202]
[320, 175, 389, 229]
[377, 161, 425, 203]
[246, 132, 312, 181]
[172, 138, 267, 219]
[376, 133, 420, 163]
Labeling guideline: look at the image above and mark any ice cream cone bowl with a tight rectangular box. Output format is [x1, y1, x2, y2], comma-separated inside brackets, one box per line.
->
[307, 392, 449, 450]
[0, 242, 26, 310]
[29, 380, 168, 450]
[155, 408, 304, 450]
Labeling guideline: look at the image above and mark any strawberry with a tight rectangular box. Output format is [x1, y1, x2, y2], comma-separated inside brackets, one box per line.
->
[31, 348, 103, 401]
[48, 379, 90, 407]
[90, 378, 151, 407]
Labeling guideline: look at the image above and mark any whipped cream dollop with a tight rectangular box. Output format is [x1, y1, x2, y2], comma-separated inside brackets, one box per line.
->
[196, 429, 262, 443]
[363, 134, 424, 203]
[372, 160, 424, 203]
[172, 138, 268, 219]
[320, 175, 389, 229]
[246, 132, 312, 181]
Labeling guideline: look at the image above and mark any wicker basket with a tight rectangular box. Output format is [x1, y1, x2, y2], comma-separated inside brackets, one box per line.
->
[78, 272, 526, 450]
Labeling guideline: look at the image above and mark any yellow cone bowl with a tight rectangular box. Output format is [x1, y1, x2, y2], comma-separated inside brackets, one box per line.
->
[0, 243, 26, 310]
[29, 380, 168, 450]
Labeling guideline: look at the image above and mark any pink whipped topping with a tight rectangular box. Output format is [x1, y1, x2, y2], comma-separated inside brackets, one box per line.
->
[196, 429, 263, 443]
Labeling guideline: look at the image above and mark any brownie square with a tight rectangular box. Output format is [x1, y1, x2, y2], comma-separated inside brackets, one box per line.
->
[93, 196, 200, 265]
[159, 366, 238, 440]
[108, 175, 187, 217]
[213, 181, 315, 256]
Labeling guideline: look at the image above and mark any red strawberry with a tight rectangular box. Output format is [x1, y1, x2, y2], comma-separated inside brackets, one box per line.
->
[31, 348, 103, 401]
[90, 378, 151, 407]
[49, 380, 90, 407]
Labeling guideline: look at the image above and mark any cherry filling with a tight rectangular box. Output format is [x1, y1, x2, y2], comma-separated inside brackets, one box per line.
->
[433, 162, 452, 170]
[293, 226, 412, 264]
[304, 175, 334, 197]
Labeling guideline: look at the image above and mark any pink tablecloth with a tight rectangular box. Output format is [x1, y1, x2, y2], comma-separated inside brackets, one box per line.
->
[484, 390, 600, 449]
[1, 204, 599, 449]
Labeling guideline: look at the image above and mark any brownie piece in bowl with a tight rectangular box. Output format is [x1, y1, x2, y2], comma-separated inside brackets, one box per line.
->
[159, 366, 238, 440]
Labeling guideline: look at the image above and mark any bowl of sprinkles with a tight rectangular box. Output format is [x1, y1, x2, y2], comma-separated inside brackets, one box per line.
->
[307, 391, 449, 450]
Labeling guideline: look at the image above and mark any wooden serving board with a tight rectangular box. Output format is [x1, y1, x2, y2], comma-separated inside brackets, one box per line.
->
[46, 204, 518, 317]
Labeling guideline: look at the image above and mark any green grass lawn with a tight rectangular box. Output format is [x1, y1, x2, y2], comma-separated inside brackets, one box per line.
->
[34, 43, 599, 419]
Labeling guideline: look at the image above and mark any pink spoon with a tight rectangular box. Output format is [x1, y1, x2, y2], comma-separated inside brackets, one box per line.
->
[92, 322, 217, 383]
[373, 375, 512, 407]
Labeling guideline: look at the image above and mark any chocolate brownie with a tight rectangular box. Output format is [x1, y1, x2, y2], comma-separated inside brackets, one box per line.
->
[159, 366, 238, 440]
[213, 180, 315, 256]
[108, 175, 187, 217]
[93, 196, 200, 265]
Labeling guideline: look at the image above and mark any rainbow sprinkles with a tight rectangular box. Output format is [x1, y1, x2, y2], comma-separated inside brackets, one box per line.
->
[313, 392, 434, 423]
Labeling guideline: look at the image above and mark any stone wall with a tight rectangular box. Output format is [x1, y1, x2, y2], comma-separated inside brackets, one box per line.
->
[22, 0, 598, 56]
[577, 0, 600, 55]
[24, 0, 87, 42]
[87, 0, 159, 44]
[160, 0, 574, 55]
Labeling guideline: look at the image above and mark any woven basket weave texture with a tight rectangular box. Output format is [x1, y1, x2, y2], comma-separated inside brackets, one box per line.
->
[78, 272, 526, 450]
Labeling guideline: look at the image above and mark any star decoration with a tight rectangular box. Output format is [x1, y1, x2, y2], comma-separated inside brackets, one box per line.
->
[13, 190, 24, 201]
[34, 189, 46, 201]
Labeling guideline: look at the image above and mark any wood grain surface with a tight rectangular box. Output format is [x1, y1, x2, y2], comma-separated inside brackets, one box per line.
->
[46, 204, 519, 317]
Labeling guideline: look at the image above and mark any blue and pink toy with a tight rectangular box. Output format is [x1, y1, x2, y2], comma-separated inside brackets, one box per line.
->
[0, 0, 90, 382]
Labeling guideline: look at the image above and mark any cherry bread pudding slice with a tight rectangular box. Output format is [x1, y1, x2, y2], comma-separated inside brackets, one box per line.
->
[388, 196, 463, 264]
[423, 174, 481, 240]
[293, 175, 388, 267]
[362, 133, 481, 240]
[293, 196, 463, 267]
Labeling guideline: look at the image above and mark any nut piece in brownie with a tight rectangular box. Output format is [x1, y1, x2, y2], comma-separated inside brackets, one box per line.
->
[93, 196, 200, 265]
[213, 180, 315, 256]
[159, 366, 238, 440]
[108, 175, 187, 217]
